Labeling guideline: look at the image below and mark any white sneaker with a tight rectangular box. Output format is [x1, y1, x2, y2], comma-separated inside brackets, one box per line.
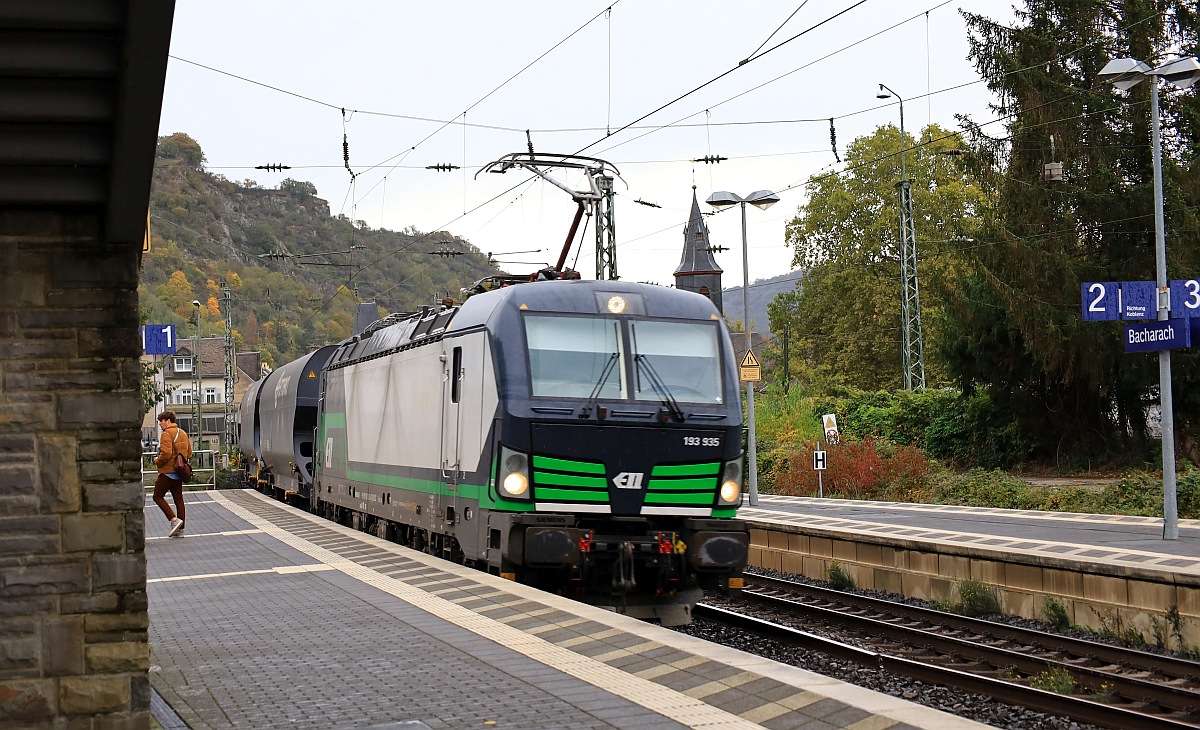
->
[170, 528, 184, 539]
[168, 518, 184, 537]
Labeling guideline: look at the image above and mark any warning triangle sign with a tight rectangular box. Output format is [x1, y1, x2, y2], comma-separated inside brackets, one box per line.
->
[740, 349, 759, 368]
[307, 370, 317, 379]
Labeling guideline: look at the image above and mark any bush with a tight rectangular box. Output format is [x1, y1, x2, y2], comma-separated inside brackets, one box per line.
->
[1092, 473, 1164, 517]
[878, 444, 931, 501]
[1042, 596, 1072, 628]
[827, 561, 856, 591]
[955, 578, 1001, 617]
[778, 438, 884, 497]
[931, 469, 1033, 509]
[1176, 464, 1200, 519]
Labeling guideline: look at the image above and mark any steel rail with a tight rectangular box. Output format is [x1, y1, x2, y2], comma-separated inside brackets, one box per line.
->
[695, 603, 1200, 730]
[734, 587, 1200, 716]
[746, 574, 1200, 681]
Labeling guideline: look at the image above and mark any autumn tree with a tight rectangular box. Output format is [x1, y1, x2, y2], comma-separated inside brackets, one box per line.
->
[157, 270, 196, 319]
[244, 313, 260, 346]
[774, 124, 987, 390]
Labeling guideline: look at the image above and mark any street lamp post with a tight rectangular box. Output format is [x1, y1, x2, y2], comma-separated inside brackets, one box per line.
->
[706, 189, 780, 507]
[1099, 55, 1200, 540]
[876, 83, 925, 391]
[192, 299, 202, 448]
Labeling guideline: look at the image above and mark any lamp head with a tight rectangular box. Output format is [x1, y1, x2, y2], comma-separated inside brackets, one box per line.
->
[1153, 56, 1200, 89]
[1099, 57, 1152, 91]
[705, 191, 741, 210]
[192, 300, 200, 307]
[745, 189, 780, 211]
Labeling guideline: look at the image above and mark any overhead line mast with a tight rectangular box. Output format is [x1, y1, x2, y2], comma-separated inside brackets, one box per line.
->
[478, 152, 621, 281]
[222, 279, 236, 465]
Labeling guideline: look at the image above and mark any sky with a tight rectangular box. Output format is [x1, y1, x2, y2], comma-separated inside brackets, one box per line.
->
[159, 1, 1018, 300]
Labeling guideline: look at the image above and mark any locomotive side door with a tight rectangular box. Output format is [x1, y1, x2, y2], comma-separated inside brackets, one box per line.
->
[440, 345, 463, 516]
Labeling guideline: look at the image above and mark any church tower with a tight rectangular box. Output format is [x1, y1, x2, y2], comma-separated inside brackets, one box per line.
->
[673, 186, 723, 313]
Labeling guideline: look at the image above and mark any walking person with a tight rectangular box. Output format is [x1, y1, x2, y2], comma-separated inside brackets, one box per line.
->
[153, 411, 191, 537]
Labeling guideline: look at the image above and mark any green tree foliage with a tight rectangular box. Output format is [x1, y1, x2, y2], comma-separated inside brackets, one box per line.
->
[952, 1, 1199, 466]
[156, 132, 205, 169]
[142, 134, 498, 367]
[773, 124, 987, 390]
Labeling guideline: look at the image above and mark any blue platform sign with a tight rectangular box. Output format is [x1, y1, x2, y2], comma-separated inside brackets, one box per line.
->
[1119, 281, 1156, 320]
[1081, 282, 1119, 321]
[141, 324, 177, 355]
[1170, 280, 1200, 318]
[1125, 319, 1190, 353]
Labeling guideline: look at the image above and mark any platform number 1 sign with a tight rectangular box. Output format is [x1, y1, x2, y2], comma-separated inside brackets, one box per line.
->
[140, 324, 177, 355]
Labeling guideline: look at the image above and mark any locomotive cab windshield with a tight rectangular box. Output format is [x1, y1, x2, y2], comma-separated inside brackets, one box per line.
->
[524, 315, 724, 406]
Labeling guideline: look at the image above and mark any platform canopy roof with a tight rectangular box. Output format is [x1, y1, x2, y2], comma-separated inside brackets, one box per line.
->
[0, 0, 175, 247]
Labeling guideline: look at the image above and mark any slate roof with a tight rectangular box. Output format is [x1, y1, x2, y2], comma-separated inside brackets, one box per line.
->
[166, 336, 261, 380]
[674, 187, 723, 277]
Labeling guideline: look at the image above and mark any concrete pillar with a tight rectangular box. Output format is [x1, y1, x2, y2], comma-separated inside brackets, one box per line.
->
[0, 211, 149, 728]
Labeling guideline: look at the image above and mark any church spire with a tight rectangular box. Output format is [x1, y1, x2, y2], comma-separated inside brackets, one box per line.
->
[673, 186, 724, 313]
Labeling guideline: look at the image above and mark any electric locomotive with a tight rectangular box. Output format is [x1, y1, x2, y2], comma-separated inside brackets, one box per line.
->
[242, 279, 749, 624]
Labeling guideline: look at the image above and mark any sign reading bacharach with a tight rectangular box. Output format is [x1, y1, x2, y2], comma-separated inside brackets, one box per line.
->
[1125, 319, 1191, 353]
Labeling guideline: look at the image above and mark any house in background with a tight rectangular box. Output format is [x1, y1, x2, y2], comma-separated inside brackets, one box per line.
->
[141, 336, 264, 454]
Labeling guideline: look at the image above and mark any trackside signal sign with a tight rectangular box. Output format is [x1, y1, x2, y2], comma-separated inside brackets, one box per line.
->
[740, 349, 761, 382]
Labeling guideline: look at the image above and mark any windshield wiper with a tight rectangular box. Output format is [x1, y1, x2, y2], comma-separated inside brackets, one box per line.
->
[579, 351, 619, 420]
[634, 354, 685, 423]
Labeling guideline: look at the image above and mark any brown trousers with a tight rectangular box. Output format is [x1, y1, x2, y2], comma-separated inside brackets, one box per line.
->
[153, 473, 185, 525]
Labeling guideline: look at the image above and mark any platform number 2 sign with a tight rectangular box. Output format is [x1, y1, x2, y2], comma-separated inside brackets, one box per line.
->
[1082, 283, 1118, 321]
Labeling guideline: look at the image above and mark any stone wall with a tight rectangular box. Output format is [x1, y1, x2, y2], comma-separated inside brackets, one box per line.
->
[0, 211, 149, 728]
[750, 525, 1200, 649]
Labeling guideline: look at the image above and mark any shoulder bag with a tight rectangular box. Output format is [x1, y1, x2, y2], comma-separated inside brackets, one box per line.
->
[173, 428, 194, 482]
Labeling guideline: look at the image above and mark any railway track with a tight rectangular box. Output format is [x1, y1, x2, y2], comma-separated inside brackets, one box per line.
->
[694, 574, 1200, 729]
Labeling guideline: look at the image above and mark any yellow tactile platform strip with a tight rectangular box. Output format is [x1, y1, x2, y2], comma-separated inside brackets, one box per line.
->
[742, 496, 1200, 577]
[215, 490, 985, 730]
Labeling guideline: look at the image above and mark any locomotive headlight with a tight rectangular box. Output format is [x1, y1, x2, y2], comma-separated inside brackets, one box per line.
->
[498, 446, 531, 499]
[503, 472, 529, 496]
[719, 460, 742, 505]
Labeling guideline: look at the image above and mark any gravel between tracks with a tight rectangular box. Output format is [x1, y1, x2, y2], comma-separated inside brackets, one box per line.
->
[672, 568, 1105, 730]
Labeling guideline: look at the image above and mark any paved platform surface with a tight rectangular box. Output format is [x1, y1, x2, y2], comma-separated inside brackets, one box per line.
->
[145, 489, 986, 729]
[742, 496, 1200, 578]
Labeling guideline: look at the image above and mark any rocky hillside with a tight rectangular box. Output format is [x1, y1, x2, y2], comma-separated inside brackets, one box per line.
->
[141, 133, 497, 367]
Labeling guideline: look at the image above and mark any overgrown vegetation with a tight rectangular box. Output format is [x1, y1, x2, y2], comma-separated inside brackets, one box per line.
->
[750, 382, 1200, 518]
[931, 578, 1001, 617]
[1042, 597, 1200, 659]
[1027, 666, 1076, 695]
[826, 561, 856, 591]
[1042, 597, 1072, 629]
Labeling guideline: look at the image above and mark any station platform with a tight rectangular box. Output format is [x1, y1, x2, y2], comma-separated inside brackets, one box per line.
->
[741, 495, 1200, 573]
[144, 489, 985, 730]
[738, 496, 1200, 645]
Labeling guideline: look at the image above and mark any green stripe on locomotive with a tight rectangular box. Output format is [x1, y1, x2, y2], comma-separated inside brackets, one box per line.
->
[322, 412, 738, 517]
[319, 411, 535, 512]
[650, 463, 720, 477]
[532, 455, 606, 474]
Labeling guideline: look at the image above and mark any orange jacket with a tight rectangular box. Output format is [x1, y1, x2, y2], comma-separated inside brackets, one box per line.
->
[156, 424, 193, 475]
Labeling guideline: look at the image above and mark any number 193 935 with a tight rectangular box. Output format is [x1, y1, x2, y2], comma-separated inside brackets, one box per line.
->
[683, 436, 721, 447]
